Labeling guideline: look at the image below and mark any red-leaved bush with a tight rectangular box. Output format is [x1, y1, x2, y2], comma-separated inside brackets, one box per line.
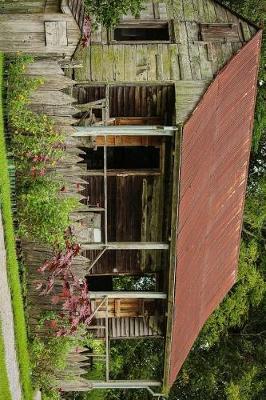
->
[36, 242, 92, 336]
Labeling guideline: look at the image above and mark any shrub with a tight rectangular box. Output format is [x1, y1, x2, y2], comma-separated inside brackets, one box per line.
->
[17, 179, 79, 247]
[84, 0, 144, 27]
[30, 335, 74, 396]
[7, 56, 65, 179]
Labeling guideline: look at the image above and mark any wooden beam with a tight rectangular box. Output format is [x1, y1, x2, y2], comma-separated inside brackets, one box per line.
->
[60, 380, 162, 391]
[81, 242, 169, 250]
[90, 380, 162, 389]
[90, 292, 167, 299]
[73, 126, 176, 137]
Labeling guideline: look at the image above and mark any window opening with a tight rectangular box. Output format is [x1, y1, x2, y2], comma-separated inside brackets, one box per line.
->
[113, 22, 170, 42]
[81, 146, 161, 171]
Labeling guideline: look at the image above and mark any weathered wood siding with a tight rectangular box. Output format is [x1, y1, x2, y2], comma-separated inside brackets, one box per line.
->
[0, 0, 60, 14]
[93, 316, 163, 338]
[73, 84, 175, 124]
[82, 174, 165, 275]
[0, 13, 80, 58]
[73, 0, 258, 123]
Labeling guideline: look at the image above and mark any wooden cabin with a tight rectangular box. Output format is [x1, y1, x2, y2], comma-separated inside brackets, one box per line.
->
[0, 0, 262, 397]
[63, 1, 262, 395]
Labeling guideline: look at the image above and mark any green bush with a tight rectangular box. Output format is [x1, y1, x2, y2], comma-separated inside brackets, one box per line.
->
[30, 335, 74, 397]
[85, 0, 144, 27]
[18, 179, 79, 247]
[7, 56, 64, 178]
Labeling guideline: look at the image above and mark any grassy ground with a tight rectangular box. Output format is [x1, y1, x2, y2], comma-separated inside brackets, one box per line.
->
[0, 320, 12, 399]
[0, 53, 33, 399]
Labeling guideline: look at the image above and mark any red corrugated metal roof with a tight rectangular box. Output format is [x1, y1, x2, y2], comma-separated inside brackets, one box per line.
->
[169, 30, 262, 387]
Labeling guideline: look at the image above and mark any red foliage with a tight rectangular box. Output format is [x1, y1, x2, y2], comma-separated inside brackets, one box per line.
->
[36, 242, 92, 335]
[81, 16, 92, 47]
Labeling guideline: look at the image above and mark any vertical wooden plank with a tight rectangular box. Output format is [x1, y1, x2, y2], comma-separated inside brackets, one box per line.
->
[139, 318, 144, 336]
[130, 318, 135, 336]
[141, 1, 154, 19]
[136, 44, 148, 81]
[172, 0, 184, 20]
[135, 86, 141, 116]
[158, 2, 168, 19]
[206, 0, 217, 21]
[113, 45, 125, 81]
[124, 45, 137, 81]
[186, 21, 200, 42]
[189, 43, 202, 80]
[226, 9, 243, 42]
[111, 317, 116, 338]
[116, 318, 121, 337]
[156, 52, 164, 81]
[140, 85, 148, 117]
[183, 0, 196, 21]
[147, 44, 158, 81]
[170, 44, 180, 80]
[90, 22, 102, 43]
[125, 317, 130, 337]
[196, 0, 205, 22]
[198, 44, 213, 80]
[45, 21, 67, 46]
[214, 3, 229, 23]
[90, 45, 103, 82]
[153, 1, 160, 19]
[178, 44, 193, 80]
[240, 21, 252, 42]
[161, 44, 171, 81]
[134, 318, 140, 336]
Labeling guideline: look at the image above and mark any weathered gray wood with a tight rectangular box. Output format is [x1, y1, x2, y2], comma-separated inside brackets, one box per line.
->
[25, 60, 64, 76]
[30, 91, 76, 106]
[45, 21, 67, 46]
[28, 75, 76, 91]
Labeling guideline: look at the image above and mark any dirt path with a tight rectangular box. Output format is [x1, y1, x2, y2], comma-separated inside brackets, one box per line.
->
[0, 211, 22, 400]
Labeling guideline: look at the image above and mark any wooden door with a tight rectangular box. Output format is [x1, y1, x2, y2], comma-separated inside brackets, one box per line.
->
[92, 298, 157, 318]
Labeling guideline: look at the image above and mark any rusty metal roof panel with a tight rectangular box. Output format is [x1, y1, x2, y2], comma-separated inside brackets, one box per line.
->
[169, 30, 262, 387]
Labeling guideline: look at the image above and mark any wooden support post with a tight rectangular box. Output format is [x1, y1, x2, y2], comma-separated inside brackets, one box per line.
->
[60, 380, 162, 391]
[105, 296, 110, 382]
[81, 242, 169, 250]
[90, 292, 167, 299]
[89, 380, 162, 389]
[104, 139, 108, 245]
[87, 248, 107, 273]
[72, 126, 176, 137]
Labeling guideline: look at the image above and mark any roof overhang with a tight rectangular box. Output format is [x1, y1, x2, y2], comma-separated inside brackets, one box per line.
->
[163, 29, 262, 392]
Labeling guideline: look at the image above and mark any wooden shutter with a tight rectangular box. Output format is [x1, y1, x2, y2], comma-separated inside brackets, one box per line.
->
[45, 21, 68, 46]
[200, 23, 239, 42]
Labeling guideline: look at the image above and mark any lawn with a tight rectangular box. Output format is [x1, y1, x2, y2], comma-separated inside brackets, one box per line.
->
[0, 53, 33, 399]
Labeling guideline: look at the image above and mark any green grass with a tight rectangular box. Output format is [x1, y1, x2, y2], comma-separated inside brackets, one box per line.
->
[0, 53, 33, 399]
[0, 319, 12, 400]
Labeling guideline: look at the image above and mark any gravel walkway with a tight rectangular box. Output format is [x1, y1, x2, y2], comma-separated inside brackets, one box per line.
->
[0, 211, 22, 400]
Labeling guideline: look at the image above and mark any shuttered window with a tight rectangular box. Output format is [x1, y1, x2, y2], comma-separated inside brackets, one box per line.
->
[200, 23, 239, 42]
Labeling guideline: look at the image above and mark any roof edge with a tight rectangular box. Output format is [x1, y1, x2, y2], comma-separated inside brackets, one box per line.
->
[213, 0, 261, 31]
[166, 29, 262, 389]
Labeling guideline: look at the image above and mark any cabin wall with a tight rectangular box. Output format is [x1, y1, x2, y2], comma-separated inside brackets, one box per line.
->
[0, 10, 80, 59]
[0, 0, 60, 14]
[78, 0, 257, 123]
